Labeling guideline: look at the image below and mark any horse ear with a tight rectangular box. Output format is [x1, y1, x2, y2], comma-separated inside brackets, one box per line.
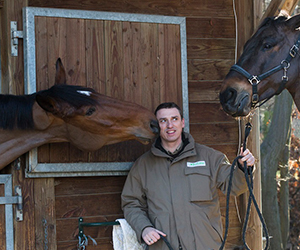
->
[54, 58, 67, 85]
[286, 14, 300, 30]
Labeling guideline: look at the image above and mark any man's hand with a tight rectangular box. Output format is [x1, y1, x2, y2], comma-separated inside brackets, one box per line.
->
[238, 148, 256, 167]
[142, 227, 166, 245]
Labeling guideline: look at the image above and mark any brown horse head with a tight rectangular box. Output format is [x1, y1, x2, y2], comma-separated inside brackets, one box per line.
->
[220, 14, 300, 117]
[35, 84, 159, 150]
[34, 58, 159, 150]
[0, 58, 159, 169]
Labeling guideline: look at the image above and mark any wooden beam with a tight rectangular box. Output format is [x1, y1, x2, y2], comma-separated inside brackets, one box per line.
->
[261, 0, 286, 20]
[281, 0, 299, 15]
[261, 0, 298, 22]
[234, 0, 264, 249]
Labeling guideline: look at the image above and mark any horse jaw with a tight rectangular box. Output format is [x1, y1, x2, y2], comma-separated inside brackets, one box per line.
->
[65, 123, 155, 151]
[32, 102, 55, 130]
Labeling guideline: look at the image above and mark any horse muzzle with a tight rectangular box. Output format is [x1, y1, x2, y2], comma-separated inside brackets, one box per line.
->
[219, 87, 251, 117]
[150, 119, 160, 135]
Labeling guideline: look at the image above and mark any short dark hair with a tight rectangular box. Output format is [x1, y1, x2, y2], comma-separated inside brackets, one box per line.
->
[154, 102, 183, 119]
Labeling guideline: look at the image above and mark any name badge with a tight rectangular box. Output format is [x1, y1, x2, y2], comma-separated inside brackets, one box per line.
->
[187, 161, 206, 167]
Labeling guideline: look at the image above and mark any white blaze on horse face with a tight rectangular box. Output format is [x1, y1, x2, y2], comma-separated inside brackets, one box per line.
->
[77, 90, 92, 96]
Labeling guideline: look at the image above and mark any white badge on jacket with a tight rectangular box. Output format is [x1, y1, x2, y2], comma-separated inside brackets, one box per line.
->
[187, 161, 206, 167]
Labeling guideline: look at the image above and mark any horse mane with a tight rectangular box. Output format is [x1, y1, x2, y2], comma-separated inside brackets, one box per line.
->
[0, 94, 36, 130]
[0, 85, 98, 130]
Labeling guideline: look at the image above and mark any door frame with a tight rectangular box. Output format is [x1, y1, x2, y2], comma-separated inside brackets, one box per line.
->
[23, 7, 189, 178]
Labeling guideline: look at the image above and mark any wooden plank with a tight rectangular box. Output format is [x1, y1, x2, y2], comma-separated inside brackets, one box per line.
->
[55, 193, 123, 218]
[0, 0, 27, 95]
[165, 24, 179, 102]
[85, 19, 106, 93]
[158, 23, 166, 104]
[159, 24, 182, 104]
[188, 59, 234, 81]
[175, 24, 182, 106]
[281, 0, 299, 14]
[105, 20, 123, 98]
[235, 0, 263, 249]
[34, 178, 57, 250]
[261, 0, 285, 20]
[140, 22, 159, 109]
[28, 0, 235, 17]
[65, 18, 86, 86]
[35, 16, 50, 163]
[123, 22, 143, 105]
[235, 0, 255, 57]
[190, 123, 239, 145]
[47, 17, 67, 86]
[12, 166, 36, 250]
[49, 142, 70, 163]
[209, 144, 239, 162]
[187, 38, 236, 59]
[55, 176, 127, 196]
[189, 103, 237, 123]
[186, 18, 235, 39]
[188, 81, 222, 103]
[35, 16, 49, 91]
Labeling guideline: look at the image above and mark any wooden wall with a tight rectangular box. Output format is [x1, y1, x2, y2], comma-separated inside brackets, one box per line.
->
[0, 0, 261, 249]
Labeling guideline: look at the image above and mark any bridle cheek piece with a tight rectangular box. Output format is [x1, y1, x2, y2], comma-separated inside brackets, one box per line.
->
[230, 33, 300, 108]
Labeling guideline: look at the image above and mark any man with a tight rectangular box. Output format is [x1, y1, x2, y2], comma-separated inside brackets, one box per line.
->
[121, 102, 255, 250]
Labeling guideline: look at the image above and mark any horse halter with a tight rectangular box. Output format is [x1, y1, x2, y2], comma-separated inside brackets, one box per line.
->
[230, 33, 300, 108]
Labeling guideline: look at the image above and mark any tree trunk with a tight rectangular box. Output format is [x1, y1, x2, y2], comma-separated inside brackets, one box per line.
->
[260, 90, 293, 250]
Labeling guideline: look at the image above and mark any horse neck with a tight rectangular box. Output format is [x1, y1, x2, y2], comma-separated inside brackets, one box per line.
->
[0, 118, 68, 171]
[286, 50, 300, 111]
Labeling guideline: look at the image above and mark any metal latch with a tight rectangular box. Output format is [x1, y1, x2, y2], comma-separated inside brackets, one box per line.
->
[11, 21, 24, 57]
[0, 185, 23, 221]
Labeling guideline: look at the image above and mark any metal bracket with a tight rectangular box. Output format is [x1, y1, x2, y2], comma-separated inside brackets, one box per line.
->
[0, 185, 23, 221]
[11, 21, 24, 57]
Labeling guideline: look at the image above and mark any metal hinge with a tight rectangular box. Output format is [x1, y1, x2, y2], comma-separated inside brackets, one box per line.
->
[0, 185, 23, 221]
[11, 21, 24, 57]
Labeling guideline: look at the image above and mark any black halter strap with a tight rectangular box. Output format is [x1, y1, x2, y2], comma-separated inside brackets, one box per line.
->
[230, 32, 300, 108]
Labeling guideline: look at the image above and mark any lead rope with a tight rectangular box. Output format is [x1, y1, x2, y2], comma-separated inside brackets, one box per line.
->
[219, 122, 270, 250]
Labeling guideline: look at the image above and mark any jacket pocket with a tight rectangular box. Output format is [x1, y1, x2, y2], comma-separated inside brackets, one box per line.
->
[189, 210, 223, 249]
[185, 166, 212, 201]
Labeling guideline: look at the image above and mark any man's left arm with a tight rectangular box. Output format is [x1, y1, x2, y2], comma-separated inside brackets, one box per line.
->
[217, 148, 256, 196]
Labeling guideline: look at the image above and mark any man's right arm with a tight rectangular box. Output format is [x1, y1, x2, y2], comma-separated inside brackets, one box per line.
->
[121, 164, 153, 243]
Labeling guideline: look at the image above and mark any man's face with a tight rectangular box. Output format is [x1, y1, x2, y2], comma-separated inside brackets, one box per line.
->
[156, 107, 185, 144]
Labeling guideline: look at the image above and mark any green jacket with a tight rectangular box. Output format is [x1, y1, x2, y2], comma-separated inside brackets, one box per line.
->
[121, 133, 249, 250]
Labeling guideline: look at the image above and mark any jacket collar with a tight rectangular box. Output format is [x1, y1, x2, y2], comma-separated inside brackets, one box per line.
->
[151, 132, 196, 160]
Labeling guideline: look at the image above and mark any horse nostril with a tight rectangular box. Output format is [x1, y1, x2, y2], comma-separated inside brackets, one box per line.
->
[150, 119, 159, 134]
[220, 87, 237, 104]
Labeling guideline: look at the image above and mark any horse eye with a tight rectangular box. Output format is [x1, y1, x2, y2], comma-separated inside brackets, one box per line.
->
[263, 43, 272, 50]
[86, 107, 96, 116]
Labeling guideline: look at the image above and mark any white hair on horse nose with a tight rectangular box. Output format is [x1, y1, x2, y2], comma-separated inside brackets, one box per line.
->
[77, 90, 92, 96]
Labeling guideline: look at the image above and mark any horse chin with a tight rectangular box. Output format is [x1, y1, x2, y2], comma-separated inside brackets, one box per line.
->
[136, 136, 152, 145]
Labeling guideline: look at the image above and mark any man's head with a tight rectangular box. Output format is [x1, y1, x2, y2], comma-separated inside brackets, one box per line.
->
[154, 102, 185, 149]
[154, 102, 183, 119]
